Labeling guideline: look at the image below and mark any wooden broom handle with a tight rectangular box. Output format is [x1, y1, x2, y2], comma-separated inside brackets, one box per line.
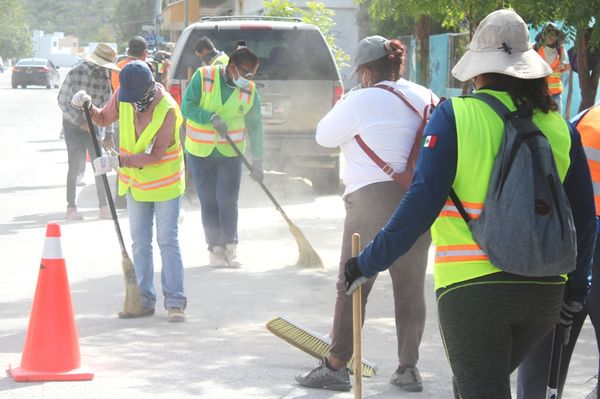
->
[352, 233, 362, 398]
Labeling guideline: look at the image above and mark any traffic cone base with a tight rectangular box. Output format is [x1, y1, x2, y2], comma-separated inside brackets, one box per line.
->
[9, 223, 94, 382]
[9, 365, 94, 382]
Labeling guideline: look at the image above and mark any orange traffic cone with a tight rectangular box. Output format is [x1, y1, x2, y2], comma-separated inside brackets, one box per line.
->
[9, 223, 94, 382]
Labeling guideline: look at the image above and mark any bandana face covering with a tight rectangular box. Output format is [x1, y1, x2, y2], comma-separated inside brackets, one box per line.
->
[134, 82, 156, 113]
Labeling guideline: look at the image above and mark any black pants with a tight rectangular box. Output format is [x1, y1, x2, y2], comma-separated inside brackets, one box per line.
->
[437, 273, 564, 399]
[64, 122, 107, 209]
[517, 233, 600, 399]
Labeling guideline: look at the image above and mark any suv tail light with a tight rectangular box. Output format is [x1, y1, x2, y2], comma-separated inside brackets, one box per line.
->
[41, 67, 49, 73]
[12, 67, 19, 72]
[169, 82, 182, 105]
[333, 81, 344, 106]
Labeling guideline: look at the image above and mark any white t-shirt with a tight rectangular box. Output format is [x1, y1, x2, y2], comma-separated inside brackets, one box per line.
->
[316, 79, 438, 196]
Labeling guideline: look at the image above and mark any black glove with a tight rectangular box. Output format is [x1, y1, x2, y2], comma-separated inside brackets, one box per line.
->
[211, 114, 228, 138]
[344, 257, 369, 295]
[559, 300, 584, 327]
[250, 159, 264, 183]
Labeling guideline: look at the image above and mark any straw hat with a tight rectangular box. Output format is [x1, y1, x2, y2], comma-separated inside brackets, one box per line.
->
[80, 43, 120, 71]
[451, 9, 552, 82]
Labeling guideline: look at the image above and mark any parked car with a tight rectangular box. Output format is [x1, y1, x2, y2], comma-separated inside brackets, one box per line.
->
[11, 58, 60, 89]
[167, 16, 344, 193]
[0, 56, 4, 73]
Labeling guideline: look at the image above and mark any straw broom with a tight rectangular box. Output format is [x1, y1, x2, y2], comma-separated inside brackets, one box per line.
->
[222, 133, 323, 268]
[83, 104, 143, 316]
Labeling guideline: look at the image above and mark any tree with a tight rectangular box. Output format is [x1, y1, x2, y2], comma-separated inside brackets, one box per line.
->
[263, 0, 350, 70]
[0, 0, 32, 59]
[111, 0, 156, 51]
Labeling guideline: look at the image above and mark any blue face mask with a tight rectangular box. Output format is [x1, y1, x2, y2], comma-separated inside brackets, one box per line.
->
[233, 75, 250, 89]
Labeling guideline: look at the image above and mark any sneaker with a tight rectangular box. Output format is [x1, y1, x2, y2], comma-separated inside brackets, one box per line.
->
[295, 357, 351, 391]
[99, 205, 112, 219]
[65, 207, 84, 220]
[390, 365, 423, 392]
[209, 246, 228, 267]
[118, 307, 155, 319]
[586, 382, 598, 399]
[168, 308, 185, 323]
[76, 173, 86, 186]
[224, 243, 242, 268]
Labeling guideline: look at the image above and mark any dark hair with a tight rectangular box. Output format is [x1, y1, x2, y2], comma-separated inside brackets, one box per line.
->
[229, 47, 259, 68]
[360, 39, 405, 83]
[194, 37, 216, 53]
[235, 40, 247, 50]
[481, 73, 557, 113]
[128, 36, 147, 57]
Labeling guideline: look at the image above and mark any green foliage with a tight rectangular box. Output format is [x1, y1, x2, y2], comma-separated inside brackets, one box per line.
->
[0, 0, 32, 59]
[263, 0, 350, 70]
[111, 0, 156, 51]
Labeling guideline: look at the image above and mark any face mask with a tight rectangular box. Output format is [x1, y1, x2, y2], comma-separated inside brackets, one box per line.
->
[233, 75, 250, 89]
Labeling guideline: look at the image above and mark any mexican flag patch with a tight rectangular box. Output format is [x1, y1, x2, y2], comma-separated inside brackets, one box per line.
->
[422, 135, 438, 148]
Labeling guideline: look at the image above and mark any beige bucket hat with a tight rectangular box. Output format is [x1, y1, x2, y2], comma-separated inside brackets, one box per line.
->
[452, 9, 552, 82]
[80, 43, 120, 71]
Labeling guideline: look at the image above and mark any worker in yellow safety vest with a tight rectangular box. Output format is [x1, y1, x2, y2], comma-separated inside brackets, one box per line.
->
[71, 61, 188, 323]
[181, 46, 264, 268]
[534, 23, 570, 114]
[343, 10, 596, 398]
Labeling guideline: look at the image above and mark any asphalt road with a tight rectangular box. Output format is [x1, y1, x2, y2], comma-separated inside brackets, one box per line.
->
[0, 67, 597, 398]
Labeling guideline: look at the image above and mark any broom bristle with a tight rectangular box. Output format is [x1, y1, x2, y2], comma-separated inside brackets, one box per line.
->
[121, 254, 143, 315]
[283, 215, 324, 269]
[266, 316, 377, 377]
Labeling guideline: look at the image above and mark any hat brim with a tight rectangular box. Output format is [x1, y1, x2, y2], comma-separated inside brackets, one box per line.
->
[79, 53, 121, 72]
[452, 48, 552, 82]
[118, 86, 146, 103]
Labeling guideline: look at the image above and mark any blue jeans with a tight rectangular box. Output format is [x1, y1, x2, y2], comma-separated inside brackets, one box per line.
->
[63, 122, 108, 208]
[127, 194, 186, 310]
[187, 154, 242, 250]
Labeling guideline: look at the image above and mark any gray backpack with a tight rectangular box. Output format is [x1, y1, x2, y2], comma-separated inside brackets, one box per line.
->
[449, 93, 576, 277]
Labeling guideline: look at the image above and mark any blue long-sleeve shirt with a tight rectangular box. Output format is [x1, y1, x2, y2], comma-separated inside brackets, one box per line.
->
[357, 97, 596, 303]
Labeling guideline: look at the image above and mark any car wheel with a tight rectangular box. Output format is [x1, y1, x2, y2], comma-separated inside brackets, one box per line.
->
[21, 85, 27, 89]
[12, 84, 17, 89]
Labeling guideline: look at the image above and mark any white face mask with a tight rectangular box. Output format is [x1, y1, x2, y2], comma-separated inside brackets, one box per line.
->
[233, 75, 250, 89]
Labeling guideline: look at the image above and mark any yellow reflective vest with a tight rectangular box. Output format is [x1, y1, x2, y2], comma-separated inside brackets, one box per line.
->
[118, 94, 185, 202]
[577, 106, 600, 214]
[185, 66, 256, 157]
[431, 90, 572, 289]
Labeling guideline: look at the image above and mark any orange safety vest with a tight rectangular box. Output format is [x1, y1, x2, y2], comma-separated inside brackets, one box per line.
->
[111, 57, 137, 92]
[577, 106, 600, 214]
[537, 46, 563, 95]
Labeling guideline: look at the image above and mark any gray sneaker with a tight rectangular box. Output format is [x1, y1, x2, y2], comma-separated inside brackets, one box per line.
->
[295, 357, 351, 391]
[390, 365, 423, 392]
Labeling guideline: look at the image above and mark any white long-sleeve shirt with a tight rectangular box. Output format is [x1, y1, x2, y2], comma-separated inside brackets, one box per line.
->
[316, 79, 438, 196]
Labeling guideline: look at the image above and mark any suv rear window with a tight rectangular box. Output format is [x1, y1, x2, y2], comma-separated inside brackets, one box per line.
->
[17, 59, 47, 66]
[173, 29, 339, 81]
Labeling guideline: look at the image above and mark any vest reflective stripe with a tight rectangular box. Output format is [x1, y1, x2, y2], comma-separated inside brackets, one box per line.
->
[538, 47, 563, 95]
[439, 199, 483, 219]
[118, 94, 184, 202]
[577, 106, 600, 213]
[202, 67, 215, 93]
[119, 169, 184, 191]
[184, 65, 256, 157]
[431, 90, 572, 290]
[435, 244, 489, 263]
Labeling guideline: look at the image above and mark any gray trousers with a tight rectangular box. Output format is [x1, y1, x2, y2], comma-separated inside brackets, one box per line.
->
[330, 181, 431, 367]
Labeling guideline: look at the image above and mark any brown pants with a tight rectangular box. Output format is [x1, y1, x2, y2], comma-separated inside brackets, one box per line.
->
[330, 181, 431, 367]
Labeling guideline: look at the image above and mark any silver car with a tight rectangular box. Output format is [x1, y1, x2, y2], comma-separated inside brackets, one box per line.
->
[168, 16, 344, 193]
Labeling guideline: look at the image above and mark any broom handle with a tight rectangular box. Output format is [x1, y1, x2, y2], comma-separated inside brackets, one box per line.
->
[83, 103, 128, 254]
[222, 132, 288, 215]
[352, 233, 362, 399]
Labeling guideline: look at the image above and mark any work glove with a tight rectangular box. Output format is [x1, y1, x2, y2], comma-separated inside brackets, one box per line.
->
[344, 257, 369, 295]
[250, 159, 264, 183]
[92, 155, 119, 176]
[71, 90, 92, 110]
[211, 114, 228, 138]
[558, 300, 584, 327]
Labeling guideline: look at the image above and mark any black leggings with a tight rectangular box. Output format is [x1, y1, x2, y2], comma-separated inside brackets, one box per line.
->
[437, 273, 565, 399]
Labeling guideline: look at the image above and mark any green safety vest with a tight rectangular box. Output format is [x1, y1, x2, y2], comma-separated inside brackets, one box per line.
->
[185, 66, 256, 157]
[431, 90, 572, 290]
[118, 94, 185, 202]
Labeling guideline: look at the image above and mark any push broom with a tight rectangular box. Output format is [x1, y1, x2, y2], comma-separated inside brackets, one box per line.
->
[83, 104, 143, 317]
[222, 133, 323, 268]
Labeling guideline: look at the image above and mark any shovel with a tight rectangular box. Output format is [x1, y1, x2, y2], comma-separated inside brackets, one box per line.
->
[222, 133, 323, 268]
[83, 103, 143, 317]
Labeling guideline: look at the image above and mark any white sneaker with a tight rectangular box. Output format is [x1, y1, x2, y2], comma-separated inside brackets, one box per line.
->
[224, 243, 242, 268]
[208, 246, 227, 267]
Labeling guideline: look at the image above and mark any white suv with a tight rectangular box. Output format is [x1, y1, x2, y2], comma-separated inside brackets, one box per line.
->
[168, 16, 344, 193]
